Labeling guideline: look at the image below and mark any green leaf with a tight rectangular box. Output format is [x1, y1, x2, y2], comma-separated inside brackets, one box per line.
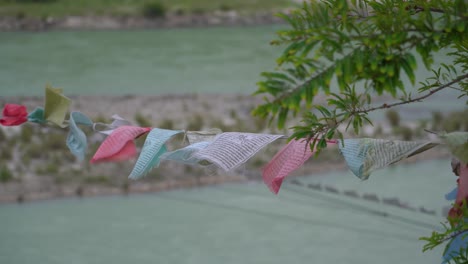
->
[318, 137, 327, 149]
[291, 130, 312, 140]
[301, 40, 319, 57]
[261, 72, 297, 84]
[337, 131, 344, 145]
[277, 107, 289, 129]
[276, 13, 297, 28]
[326, 128, 335, 139]
[352, 115, 361, 134]
[305, 83, 315, 107]
[328, 98, 347, 110]
[362, 115, 373, 126]
[315, 105, 332, 117]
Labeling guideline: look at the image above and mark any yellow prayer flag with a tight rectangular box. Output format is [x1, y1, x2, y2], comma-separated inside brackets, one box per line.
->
[44, 86, 71, 128]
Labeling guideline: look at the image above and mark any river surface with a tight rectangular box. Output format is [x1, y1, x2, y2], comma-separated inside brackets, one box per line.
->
[0, 25, 464, 119]
[0, 159, 455, 264]
[0, 26, 282, 96]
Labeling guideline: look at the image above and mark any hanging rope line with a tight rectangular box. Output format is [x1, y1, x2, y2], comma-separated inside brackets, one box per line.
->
[154, 191, 420, 242]
[217, 183, 439, 233]
[281, 181, 440, 231]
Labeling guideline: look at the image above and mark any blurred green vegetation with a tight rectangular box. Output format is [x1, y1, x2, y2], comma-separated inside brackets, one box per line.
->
[378, 109, 468, 141]
[134, 112, 152, 127]
[142, 1, 166, 18]
[186, 113, 204, 131]
[83, 175, 111, 185]
[0, 165, 13, 183]
[0, 0, 293, 18]
[385, 110, 400, 128]
[35, 162, 59, 175]
[159, 118, 174, 130]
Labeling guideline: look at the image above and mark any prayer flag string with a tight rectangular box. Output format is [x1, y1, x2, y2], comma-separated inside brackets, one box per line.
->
[0, 88, 466, 195]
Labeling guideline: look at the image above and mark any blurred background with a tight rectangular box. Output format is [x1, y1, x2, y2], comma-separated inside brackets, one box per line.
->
[0, 1, 467, 263]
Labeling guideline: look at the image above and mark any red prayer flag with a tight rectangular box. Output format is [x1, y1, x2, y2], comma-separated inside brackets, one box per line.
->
[0, 104, 28, 126]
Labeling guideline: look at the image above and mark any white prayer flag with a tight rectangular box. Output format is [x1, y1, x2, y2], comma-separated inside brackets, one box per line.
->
[193, 132, 283, 171]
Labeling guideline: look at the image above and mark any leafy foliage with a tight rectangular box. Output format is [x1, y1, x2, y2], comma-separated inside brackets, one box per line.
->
[420, 201, 468, 263]
[254, 0, 468, 259]
[253, 0, 468, 151]
[450, 249, 468, 264]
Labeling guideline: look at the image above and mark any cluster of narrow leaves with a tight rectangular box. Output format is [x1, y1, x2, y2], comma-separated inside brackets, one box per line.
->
[420, 201, 468, 263]
[253, 0, 467, 152]
[443, 248, 468, 264]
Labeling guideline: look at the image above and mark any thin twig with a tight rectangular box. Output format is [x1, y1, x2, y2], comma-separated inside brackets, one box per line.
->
[411, 6, 445, 14]
[359, 73, 468, 114]
[423, 129, 437, 135]
[411, 5, 466, 18]
[441, 229, 468, 244]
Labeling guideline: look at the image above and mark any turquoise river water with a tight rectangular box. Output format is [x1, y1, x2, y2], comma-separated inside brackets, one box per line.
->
[0, 26, 282, 96]
[0, 25, 464, 118]
[0, 160, 457, 264]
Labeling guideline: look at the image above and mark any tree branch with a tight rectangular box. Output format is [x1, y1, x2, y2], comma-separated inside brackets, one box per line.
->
[411, 6, 446, 14]
[359, 73, 468, 114]
[441, 229, 468, 244]
[410, 5, 466, 18]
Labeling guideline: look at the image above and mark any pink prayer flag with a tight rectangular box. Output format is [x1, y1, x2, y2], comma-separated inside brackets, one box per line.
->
[262, 139, 312, 194]
[449, 163, 468, 220]
[263, 139, 336, 194]
[458, 164, 468, 199]
[91, 126, 151, 163]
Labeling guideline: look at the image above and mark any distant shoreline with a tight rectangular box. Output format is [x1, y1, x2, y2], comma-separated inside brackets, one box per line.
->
[0, 153, 452, 205]
[0, 12, 285, 31]
[0, 173, 250, 205]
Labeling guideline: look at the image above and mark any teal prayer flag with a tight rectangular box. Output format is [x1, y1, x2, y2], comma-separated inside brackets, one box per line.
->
[339, 138, 437, 180]
[66, 112, 93, 161]
[129, 128, 183, 179]
[27, 107, 46, 124]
